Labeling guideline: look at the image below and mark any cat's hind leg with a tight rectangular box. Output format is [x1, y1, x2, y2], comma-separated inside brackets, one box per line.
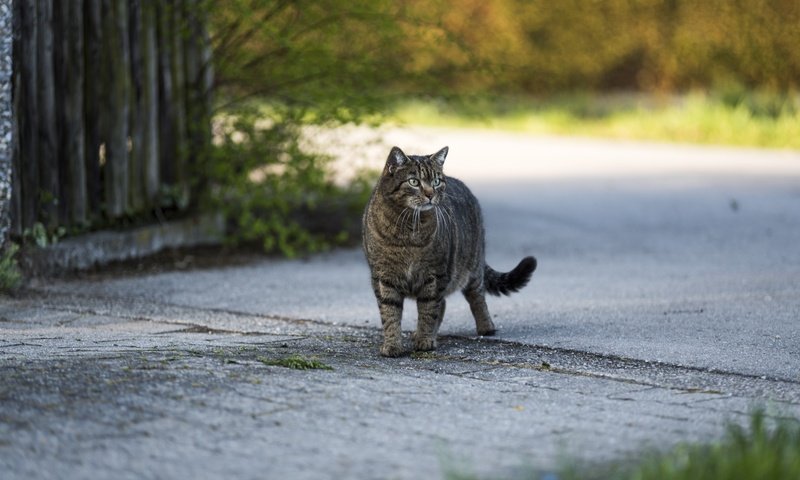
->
[463, 277, 496, 336]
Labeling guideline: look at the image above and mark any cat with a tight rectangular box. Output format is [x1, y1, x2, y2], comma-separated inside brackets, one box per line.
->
[362, 146, 537, 357]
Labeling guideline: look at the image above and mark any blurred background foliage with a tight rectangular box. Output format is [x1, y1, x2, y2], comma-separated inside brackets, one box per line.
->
[210, 0, 800, 101]
[5, 1, 797, 279]
[201, 0, 799, 256]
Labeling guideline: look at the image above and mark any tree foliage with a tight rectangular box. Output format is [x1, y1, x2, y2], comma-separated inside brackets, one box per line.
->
[210, 0, 411, 121]
[444, 0, 800, 93]
[210, 0, 800, 99]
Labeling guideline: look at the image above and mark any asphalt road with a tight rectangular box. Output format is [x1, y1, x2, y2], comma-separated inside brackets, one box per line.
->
[42, 128, 800, 381]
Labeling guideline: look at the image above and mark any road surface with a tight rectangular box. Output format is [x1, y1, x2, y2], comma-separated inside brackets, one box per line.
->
[43, 127, 800, 380]
[5, 127, 800, 479]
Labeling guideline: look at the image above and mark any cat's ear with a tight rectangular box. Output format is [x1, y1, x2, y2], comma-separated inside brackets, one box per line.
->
[431, 146, 448, 167]
[386, 146, 409, 173]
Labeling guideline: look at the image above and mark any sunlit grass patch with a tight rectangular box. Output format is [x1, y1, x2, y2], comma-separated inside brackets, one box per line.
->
[392, 92, 800, 150]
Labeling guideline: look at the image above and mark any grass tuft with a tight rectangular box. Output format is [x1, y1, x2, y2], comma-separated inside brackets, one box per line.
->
[410, 351, 439, 360]
[257, 355, 333, 371]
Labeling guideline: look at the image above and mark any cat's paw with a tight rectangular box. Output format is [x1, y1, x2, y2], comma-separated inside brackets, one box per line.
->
[380, 342, 404, 357]
[413, 336, 437, 352]
[476, 319, 496, 336]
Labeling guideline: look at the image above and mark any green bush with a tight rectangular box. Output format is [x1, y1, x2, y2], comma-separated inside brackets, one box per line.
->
[0, 243, 22, 292]
[205, 105, 373, 257]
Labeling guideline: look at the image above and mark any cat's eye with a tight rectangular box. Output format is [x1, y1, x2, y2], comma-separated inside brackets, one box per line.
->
[408, 178, 420, 187]
[432, 177, 442, 187]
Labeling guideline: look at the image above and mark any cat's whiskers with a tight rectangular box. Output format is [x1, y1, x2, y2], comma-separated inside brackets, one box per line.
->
[395, 207, 414, 233]
[434, 206, 440, 235]
[433, 192, 453, 232]
[436, 201, 454, 236]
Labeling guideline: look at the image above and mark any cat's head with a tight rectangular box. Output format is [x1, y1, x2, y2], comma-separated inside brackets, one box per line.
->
[379, 146, 448, 211]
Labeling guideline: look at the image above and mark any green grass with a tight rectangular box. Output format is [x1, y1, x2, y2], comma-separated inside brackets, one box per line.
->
[391, 92, 800, 150]
[444, 410, 800, 480]
[257, 355, 333, 371]
[612, 410, 800, 480]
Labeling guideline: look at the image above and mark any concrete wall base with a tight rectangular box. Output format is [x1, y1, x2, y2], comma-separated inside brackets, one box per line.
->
[21, 214, 225, 276]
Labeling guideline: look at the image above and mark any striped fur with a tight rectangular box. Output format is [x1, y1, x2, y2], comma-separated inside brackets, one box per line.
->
[362, 146, 537, 357]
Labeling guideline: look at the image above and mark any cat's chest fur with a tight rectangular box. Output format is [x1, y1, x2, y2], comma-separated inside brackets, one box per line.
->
[401, 258, 426, 296]
[369, 232, 447, 296]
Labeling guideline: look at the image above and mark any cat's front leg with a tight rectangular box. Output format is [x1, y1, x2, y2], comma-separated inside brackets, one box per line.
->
[414, 297, 445, 351]
[374, 279, 405, 357]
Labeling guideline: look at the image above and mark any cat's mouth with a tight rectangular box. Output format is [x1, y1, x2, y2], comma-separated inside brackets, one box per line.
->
[417, 204, 435, 212]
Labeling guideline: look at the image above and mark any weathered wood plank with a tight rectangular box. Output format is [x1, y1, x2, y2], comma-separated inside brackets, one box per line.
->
[17, 0, 38, 232]
[101, 0, 131, 218]
[83, 0, 103, 218]
[128, 0, 145, 211]
[54, 0, 87, 226]
[169, 0, 188, 208]
[156, 1, 175, 190]
[66, 1, 88, 225]
[141, 1, 159, 203]
[183, 0, 213, 200]
[53, 0, 66, 224]
[36, 0, 59, 230]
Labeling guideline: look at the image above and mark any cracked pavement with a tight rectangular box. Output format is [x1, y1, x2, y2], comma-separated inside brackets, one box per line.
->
[2, 294, 798, 480]
[2, 131, 800, 479]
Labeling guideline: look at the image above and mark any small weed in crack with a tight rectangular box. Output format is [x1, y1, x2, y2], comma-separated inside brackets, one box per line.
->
[410, 351, 439, 360]
[258, 355, 333, 371]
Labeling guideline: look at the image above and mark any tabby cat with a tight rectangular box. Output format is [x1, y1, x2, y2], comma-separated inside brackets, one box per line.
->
[362, 146, 537, 357]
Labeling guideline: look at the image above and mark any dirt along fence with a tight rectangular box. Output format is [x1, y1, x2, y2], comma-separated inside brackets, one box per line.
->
[9, 0, 212, 243]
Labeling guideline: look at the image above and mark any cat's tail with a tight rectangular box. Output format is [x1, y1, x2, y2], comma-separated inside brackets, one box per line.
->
[484, 256, 537, 296]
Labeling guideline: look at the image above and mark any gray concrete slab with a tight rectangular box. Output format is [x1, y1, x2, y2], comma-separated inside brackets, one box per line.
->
[2, 295, 798, 480]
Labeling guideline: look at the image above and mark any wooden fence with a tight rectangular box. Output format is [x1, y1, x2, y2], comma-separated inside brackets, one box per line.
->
[11, 0, 212, 237]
